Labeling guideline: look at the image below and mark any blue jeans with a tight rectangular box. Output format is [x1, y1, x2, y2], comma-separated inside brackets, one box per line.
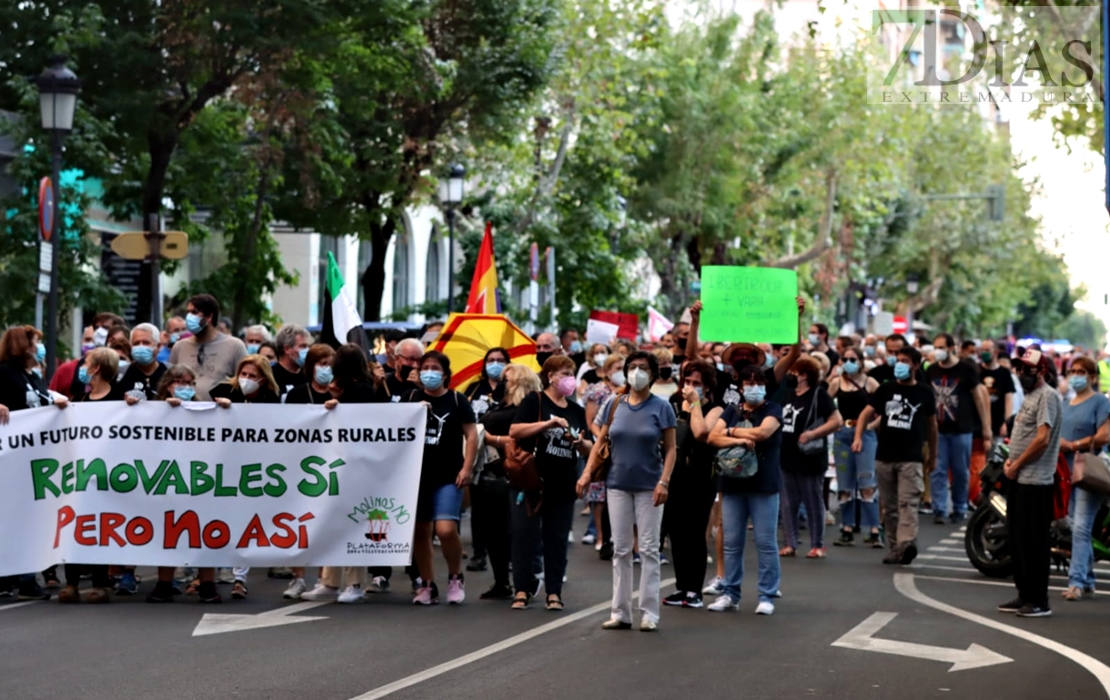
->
[1069, 485, 1107, 590]
[834, 427, 879, 530]
[721, 491, 780, 603]
[932, 432, 972, 516]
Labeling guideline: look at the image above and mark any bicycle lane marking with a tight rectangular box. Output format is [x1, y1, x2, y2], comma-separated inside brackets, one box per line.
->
[349, 577, 677, 700]
[894, 572, 1110, 697]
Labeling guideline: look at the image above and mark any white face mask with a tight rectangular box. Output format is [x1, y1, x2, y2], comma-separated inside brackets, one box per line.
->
[239, 377, 261, 395]
[628, 368, 651, 391]
[934, 349, 949, 363]
[594, 354, 609, 367]
[610, 370, 626, 387]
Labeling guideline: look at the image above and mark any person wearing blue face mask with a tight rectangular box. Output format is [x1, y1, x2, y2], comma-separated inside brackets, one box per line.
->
[169, 294, 248, 401]
[662, 360, 725, 609]
[461, 346, 509, 574]
[243, 324, 272, 357]
[853, 346, 937, 565]
[828, 348, 883, 548]
[157, 316, 186, 364]
[706, 365, 784, 615]
[270, 324, 311, 400]
[284, 344, 337, 407]
[121, 324, 168, 403]
[404, 351, 478, 606]
[560, 328, 584, 361]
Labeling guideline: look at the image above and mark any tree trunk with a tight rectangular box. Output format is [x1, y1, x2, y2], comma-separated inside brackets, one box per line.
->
[137, 132, 179, 325]
[360, 217, 397, 322]
[231, 168, 271, 329]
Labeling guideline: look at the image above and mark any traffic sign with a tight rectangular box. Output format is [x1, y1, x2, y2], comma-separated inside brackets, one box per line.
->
[37, 273, 50, 295]
[109, 231, 189, 261]
[893, 316, 908, 334]
[39, 177, 54, 241]
[39, 244, 53, 273]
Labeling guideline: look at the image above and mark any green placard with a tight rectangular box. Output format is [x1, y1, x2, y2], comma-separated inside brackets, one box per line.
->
[699, 266, 799, 343]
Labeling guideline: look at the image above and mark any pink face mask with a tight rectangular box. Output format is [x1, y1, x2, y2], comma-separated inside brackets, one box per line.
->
[555, 375, 577, 397]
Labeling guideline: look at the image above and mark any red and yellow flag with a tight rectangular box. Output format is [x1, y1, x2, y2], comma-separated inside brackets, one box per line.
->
[465, 222, 500, 314]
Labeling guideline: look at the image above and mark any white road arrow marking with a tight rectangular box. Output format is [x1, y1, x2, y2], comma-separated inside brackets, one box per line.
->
[192, 601, 330, 637]
[832, 612, 1013, 672]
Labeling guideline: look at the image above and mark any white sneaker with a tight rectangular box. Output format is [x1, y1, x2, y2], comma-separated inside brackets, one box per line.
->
[639, 617, 658, 631]
[299, 583, 340, 601]
[582, 533, 596, 545]
[368, 576, 391, 593]
[282, 578, 307, 600]
[568, 531, 574, 543]
[338, 585, 365, 604]
[755, 601, 775, 615]
[595, 542, 603, 552]
[216, 567, 235, 584]
[708, 595, 740, 612]
[702, 576, 724, 596]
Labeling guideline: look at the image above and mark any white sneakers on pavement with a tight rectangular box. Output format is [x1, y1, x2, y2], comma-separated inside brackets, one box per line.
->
[755, 601, 775, 615]
[447, 576, 465, 604]
[707, 595, 740, 612]
[282, 578, 307, 599]
[300, 583, 340, 601]
[702, 576, 724, 596]
[639, 617, 658, 632]
[338, 585, 365, 604]
[368, 575, 391, 593]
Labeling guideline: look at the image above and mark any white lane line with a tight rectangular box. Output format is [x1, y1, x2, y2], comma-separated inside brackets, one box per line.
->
[939, 539, 961, 545]
[349, 578, 677, 700]
[914, 575, 1110, 597]
[927, 547, 967, 553]
[917, 554, 974, 562]
[895, 573, 1110, 697]
[0, 601, 40, 612]
[908, 562, 1110, 581]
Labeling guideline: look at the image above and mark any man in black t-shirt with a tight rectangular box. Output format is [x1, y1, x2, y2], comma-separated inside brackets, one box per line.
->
[854, 346, 937, 565]
[979, 340, 1015, 438]
[926, 333, 991, 523]
[272, 325, 310, 399]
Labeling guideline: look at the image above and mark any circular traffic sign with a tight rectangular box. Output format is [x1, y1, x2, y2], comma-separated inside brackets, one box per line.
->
[39, 177, 54, 242]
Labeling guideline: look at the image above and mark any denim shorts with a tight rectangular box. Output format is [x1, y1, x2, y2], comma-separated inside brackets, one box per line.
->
[416, 483, 464, 522]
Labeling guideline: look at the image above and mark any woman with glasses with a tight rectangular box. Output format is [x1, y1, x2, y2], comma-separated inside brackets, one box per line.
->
[828, 347, 882, 548]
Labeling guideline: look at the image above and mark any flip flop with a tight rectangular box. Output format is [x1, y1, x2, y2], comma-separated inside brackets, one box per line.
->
[778, 547, 796, 557]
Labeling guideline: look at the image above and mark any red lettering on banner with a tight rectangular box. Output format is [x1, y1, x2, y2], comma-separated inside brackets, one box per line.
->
[270, 513, 296, 548]
[203, 520, 230, 549]
[75, 514, 96, 545]
[236, 514, 271, 549]
[126, 517, 154, 546]
[298, 512, 315, 549]
[164, 510, 201, 548]
[54, 506, 75, 548]
[100, 512, 126, 547]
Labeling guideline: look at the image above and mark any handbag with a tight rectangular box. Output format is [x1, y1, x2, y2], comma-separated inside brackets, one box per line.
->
[715, 412, 759, 479]
[1072, 412, 1110, 495]
[591, 395, 623, 484]
[796, 388, 827, 456]
[504, 393, 543, 492]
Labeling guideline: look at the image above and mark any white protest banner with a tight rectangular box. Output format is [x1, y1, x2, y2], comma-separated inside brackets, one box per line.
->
[0, 401, 426, 575]
[586, 318, 619, 346]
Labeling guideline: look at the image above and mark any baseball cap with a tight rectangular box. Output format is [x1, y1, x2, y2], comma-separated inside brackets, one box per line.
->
[1012, 346, 1050, 373]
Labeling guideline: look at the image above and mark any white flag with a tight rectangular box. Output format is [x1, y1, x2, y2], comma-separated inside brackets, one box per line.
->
[647, 306, 674, 342]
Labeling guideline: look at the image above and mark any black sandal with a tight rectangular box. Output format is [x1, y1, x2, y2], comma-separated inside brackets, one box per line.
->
[511, 592, 531, 610]
[545, 594, 564, 611]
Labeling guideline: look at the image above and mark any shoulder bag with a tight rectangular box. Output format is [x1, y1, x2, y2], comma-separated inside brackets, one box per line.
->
[503, 393, 543, 492]
[591, 396, 623, 484]
[796, 388, 827, 456]
[715, 409, 759, 479]
[1071, 408, 1110, 495]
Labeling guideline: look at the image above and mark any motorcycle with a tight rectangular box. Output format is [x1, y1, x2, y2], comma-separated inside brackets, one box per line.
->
[964, 441, 1110, 578]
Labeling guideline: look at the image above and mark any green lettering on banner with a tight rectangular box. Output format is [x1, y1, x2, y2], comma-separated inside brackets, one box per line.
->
[76, 458, 108, 493]
[240, 463, 264, 497]
[31, 459, 60, 500]
[263, 464, 287, 497]
[191, 461, 215, 496]
[298, 456, 328, 497]
[699, 266, 799, 344]
[153, 461, 188, 495]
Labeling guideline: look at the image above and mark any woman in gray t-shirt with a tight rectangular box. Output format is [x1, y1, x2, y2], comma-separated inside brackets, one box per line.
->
[578, 351, 676, 631]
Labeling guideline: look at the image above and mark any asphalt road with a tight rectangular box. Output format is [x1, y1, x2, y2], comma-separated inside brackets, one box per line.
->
[2, 512, 1108, 700]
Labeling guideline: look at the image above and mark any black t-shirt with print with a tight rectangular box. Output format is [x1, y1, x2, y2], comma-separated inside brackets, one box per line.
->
[980, 365, 1015, 435]
[779, 386, 837, 475]
[405, 389, 476, 488]
[386, 372, 418, 403]
[0, 363, 52, 411]
[718, 401, 783, 495]
[926, 361, 981, 434]
[464, 378, 504, 420]
[870, 381, 937, 463]
[271, 362, 307, 398]
[119, 362, 167, 401]
[284, 383, 333, 405]
[209, 383, 280, 404]
[514, 391, 588, 503]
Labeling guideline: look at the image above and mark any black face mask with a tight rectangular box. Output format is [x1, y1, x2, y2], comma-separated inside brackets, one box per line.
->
[676, 337, 687, 352]
[1019, 373, 1039, 392]
[659, 366, 673, 381]
[536, 351, 553, 367]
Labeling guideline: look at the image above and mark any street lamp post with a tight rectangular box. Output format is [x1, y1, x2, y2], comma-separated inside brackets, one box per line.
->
[34, 56, 81, 381]
[437, 164, 465, 314]
[906, 273, 920, 342]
